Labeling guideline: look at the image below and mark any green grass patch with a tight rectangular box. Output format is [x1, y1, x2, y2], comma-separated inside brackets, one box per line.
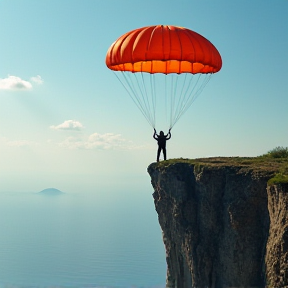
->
[268, 173, 288, 185]
[152, 147, 288, 186]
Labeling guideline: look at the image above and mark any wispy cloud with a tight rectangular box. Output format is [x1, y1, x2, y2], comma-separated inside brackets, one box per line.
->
[86, 133, 126, 149]
[0, 75, 43, 90]
[50, 120, 84, 131]
[0, 137, 38, 147]
[7, 140, 38, 147]
[30, 75, 44, 85]
[58, 133, 149, 150]
[0, 132, 151, 151]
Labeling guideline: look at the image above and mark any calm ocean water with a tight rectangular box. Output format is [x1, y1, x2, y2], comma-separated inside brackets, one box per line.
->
[0, 188, 166, 288]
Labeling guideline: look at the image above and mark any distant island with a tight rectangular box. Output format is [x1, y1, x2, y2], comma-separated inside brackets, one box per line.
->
[38, 188, 64, 195]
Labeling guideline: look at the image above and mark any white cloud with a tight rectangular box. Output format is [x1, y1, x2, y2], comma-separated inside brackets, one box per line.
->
[30, 75, 44, 85]
[50, 120, 84, 131]
[0, 75, 43, 91]
[0, 75, 32, 90]
[86, 133, 125, 150]
[58, 133, 150, 150]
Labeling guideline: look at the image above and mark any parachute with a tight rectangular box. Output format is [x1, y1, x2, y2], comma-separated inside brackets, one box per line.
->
[106, 25, 222, 130]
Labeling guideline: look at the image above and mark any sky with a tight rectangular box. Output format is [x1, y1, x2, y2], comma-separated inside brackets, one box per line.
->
[0, 0, 287, 193]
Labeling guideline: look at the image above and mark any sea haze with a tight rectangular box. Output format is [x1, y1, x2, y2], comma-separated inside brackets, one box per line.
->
[0, 187, 166, 287]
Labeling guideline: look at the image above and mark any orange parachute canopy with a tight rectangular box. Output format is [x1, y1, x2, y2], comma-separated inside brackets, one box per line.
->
[105, 25, 222, 129]
[106, 25, 222, 74]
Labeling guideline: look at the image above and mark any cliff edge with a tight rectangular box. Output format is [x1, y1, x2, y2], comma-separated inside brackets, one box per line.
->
[148, 157, 288, 288]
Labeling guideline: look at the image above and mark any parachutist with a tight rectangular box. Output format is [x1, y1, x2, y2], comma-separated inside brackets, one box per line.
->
[153, 129, 171, 162]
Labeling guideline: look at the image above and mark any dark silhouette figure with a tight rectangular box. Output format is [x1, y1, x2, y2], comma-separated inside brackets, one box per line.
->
[153, 128, 171, 162]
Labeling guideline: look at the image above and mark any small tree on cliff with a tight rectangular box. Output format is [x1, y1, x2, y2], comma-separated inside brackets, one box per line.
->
[263, 146, 288, 159]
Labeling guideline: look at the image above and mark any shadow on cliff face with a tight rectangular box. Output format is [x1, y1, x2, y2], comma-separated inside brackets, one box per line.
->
[148, 159, 288, 288]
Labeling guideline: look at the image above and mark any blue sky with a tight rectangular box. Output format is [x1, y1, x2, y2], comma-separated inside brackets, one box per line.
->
[0, 0, 287, 192]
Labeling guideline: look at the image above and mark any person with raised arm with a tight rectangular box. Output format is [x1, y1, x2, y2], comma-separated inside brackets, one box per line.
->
[153, 129, 171, 162]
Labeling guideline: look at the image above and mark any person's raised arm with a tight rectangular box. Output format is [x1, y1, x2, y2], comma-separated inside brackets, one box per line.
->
[166, 128, 171, 140]
[153, 128, 158, 140]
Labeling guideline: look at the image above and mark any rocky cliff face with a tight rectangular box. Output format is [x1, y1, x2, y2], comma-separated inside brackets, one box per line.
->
[266, 184, 288, 287]
[148, 158, 288, 288]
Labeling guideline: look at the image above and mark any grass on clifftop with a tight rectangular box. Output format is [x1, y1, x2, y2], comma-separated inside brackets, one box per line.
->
[262, 147, 288, 185]
[154, 146, 288, 186]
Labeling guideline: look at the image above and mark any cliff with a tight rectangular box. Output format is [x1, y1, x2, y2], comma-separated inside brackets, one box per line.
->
[148, 157, 288, 288]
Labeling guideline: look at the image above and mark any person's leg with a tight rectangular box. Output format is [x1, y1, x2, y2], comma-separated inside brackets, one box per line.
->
[163, 147, 167, 160]
[157, 147, 161, 162]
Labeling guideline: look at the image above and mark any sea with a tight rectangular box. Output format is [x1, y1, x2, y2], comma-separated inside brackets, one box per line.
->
[0, 186, 166, 288]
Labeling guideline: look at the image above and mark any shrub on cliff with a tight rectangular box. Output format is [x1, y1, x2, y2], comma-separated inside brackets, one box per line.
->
[263, 146, 288, 159]
[262, 147, 288, 185]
